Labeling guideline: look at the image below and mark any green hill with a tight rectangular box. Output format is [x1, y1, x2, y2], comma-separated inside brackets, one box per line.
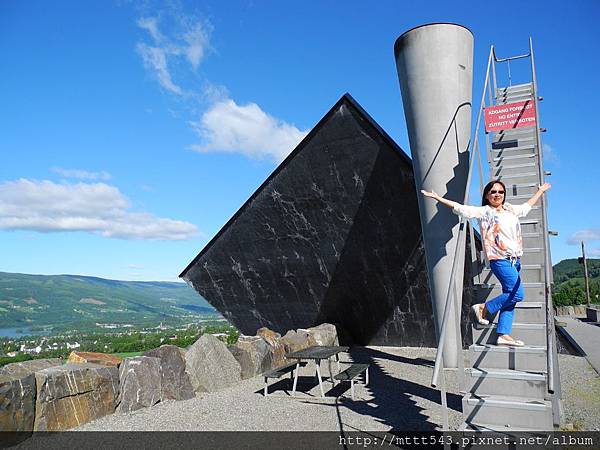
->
[552, 258, 600, 306]
[0, 272, 216, 333]
[553, 258, 600, 284]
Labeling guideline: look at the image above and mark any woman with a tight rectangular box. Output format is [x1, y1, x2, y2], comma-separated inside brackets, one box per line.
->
[421, 180, 551, 346]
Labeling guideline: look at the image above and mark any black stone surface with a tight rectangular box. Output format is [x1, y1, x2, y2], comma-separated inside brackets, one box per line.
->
[181, 94, 474, 346]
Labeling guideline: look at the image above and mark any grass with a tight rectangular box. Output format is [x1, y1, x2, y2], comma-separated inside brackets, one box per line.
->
[111, 351, 144, 358]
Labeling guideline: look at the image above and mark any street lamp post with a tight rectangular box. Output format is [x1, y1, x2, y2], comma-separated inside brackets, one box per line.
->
[581, 241, 591, 306]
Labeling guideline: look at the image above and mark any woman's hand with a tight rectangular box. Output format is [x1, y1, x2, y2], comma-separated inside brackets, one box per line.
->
[527, 182, 552, 206]
[421, 189, 459, 209]
[421, 189, 439, 200]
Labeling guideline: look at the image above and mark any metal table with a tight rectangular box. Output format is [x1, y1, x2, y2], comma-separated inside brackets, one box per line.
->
[285, 345, 349, 397]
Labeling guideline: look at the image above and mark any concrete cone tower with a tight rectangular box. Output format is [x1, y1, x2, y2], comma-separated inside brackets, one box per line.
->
[394, 23, 473, 367]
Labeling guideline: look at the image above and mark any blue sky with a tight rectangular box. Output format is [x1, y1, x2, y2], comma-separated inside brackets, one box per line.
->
[1, 1, 598, 281]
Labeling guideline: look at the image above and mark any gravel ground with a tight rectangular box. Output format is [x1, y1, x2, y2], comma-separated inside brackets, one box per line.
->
[559, 354, 600, 430]
[73, 347, 600, 432]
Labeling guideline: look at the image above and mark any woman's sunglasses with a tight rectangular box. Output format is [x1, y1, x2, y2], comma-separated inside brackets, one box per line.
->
[489, 190, 505, 195]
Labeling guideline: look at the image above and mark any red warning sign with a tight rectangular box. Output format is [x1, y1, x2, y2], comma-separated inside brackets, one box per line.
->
[484, 100, 537, 132]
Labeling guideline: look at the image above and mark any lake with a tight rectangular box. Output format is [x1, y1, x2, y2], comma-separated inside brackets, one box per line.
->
[0, 327, 50, 338]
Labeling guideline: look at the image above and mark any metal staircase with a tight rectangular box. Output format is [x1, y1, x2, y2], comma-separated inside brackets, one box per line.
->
[431, 39, 561, 432]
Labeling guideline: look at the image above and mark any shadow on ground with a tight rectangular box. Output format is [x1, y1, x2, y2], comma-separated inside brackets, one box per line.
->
[257, 347, 461, 432]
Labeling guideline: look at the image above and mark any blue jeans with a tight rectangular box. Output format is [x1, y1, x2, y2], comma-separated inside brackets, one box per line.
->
[485, 258, 524, 335]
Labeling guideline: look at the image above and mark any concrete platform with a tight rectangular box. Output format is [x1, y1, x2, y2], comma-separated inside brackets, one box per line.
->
[556, 316, 600, 375]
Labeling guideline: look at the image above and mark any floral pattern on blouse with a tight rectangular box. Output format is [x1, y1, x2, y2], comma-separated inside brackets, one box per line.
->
[452, 202, 532, 260]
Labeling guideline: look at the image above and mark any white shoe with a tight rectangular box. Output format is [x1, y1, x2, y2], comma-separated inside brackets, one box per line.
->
[471, 304, 489, 325]
[497, 336, 525, 347]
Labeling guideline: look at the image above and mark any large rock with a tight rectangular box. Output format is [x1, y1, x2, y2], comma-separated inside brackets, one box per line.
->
[256, 327, 280, 346]
[280, 329, 317, 354]
[143, 345, 194, 401]
[0, 359, 62, 431]
[34, 363, 119, 431]
[185, 334, 241, 392]
[68, 351, 122, 367]
[228, 336, 272, 379]
[305, 323, 339, 346]
[117, 356, 161, 413]
[256, 327, 287, 369]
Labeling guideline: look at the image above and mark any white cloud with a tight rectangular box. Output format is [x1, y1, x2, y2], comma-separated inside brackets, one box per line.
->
[134, 10, 305, 163]
[189, 99, 308, 162]
[588, 248, 600, 257]
[51, 166, 111, 181]
[567, 229, 600, 245]
[136, 42, 183, 95]
[0, 179, 198, 241]
[136, 15, 211, 95]
[137, 17, 162, 42]
[543, 143, 559, 165]
[181, 22, 210, 69]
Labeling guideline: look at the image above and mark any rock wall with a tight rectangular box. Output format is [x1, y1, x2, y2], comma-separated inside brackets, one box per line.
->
[0, 358, 62, 431]
[2, 323, 337, 431]
[185, 334, 241, 392]
[143, 345, 194, 401]
[34, 363, 119, 431]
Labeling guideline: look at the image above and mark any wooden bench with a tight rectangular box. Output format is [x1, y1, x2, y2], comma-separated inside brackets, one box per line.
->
[263, 361, 304, 396]
[333, 363, 369, 400]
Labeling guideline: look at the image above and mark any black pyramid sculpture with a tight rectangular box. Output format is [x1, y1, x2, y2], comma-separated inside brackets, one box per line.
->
[181, 94, 467, 346]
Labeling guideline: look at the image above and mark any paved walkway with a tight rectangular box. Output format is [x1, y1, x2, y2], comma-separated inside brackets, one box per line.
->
[557, 315, 600, 375]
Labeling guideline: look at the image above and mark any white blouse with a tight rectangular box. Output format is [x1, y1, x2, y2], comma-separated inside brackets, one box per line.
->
[452, 202, 532, 260]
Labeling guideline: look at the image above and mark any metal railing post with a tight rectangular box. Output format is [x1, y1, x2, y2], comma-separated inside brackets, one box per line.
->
[529, 37, 555, 395]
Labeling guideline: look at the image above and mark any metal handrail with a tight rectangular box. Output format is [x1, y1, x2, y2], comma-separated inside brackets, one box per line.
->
[492, 47, 530, 62]
[431, 47, 494, 392]
[529, 37, 555, 394]
[431, 40, 557, 428]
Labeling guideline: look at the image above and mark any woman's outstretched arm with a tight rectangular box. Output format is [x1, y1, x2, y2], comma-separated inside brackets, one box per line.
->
[421, 189, 484, 219]
[526, 182, 551, 206]
[420, 189, 459, 209]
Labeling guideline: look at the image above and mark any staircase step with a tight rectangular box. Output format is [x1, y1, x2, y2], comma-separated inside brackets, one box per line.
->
[474, 282, 545, 302]
[522, 236, 545, 249]
[493, 161, 537, 172]
[496, 86, 533, 95]
[496, 83, 533, 95]
[522, 228, 545, 237]
[493, 148, 538, 160]
[492, 138, 536, 149]
[472, 322, 546, 346]
[520, 249, 547, 266]
[493, 153, 536, 163]
[502, 182, 539, 198]
[469, 344, 547, 372]
[496, 172, 539, 185]
[522, 247, 543, 253]
[468, 368, 547, 399]
[505, 193, 535, 201]
[462, 394, 553, 429]
[497, 94, 534, 104]
[460, 421, 550, 433]
[490, 302, 546, 323]
[481, 265, 543, 283]
[493, 127, 536, 138]
[470, 300, 545, 323]
[492, 140, 536, 149]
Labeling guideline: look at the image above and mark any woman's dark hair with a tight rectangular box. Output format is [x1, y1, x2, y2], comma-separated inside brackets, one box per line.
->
[481, 179, 507, 206]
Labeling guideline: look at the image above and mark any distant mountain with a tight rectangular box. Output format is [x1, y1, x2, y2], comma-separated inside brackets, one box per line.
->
[553, 258, 600, 285]
[0, 272, 216, 332]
